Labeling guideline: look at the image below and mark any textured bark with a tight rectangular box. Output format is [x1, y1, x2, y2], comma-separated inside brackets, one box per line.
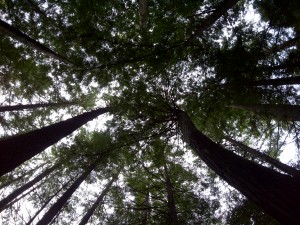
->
[26, 178, 72, 225]
[163, 162, 178, 225]
[138, 0, 148, 28]
[0, 19, 72, 64]
[228, 104, 300, 121]
[176, 109, 300, 225]
[188, 0, 240, 41]
[0, 163, 58, 212]
[78, 176, 117, 225]
[0, 102, 76, 112]
[0, 107, 109, 176]
[36, 164, 96, 225]
[245, 76, 300, 87]
[225, 137, 300, 178]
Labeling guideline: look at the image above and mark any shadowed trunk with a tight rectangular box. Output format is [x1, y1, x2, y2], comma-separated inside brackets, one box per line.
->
[163, 162, 178, 225]
[225, 137, 300, 178]
[245, 76, 300, 87]
[0, 102, 76, 112]
[188, 0, 240, 41]
[78, 175, 117, 225]
[0, 163, 59, 212]
[26, 178, 73, 225]
[228, 104, 300, 121]
[0, 19, 72, 64]
[140, 191, 150, 225]
[36, 163, 96, 225]
[176, 109, 300, 225]
[0, 107, 109, 176]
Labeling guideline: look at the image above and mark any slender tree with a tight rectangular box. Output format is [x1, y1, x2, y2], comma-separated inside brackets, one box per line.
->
[225, 136, 300, 177]
[0, 102, 76, 112]
[245, 76, 300, 87]
[163, 161, 178, 225]
[228, 104, 300, 121]
[0, 107, 109, 176]
[0, 19, 72, 64]
[175, 109, 300, 225]
[36, 163, 96, 225]
[0, 163, 59, 212]
[78, 175, 118, 225]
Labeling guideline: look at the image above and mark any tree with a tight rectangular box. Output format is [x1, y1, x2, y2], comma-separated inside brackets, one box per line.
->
[176, 109, 300, 224]
[229, 104, 300, 121]
[0, 107, 108, 176]
[0, 102, 76, 112]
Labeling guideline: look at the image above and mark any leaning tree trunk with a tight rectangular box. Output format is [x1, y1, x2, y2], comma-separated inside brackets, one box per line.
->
[245, 76, 300, 87]
[225, 136, 300, 178]
[176, 109, 300, 225]
[78, 175, 117, 225]
[228, 104, 300, 121]
[26, 178, 73, 225]
[0, 102, 76, 112]
[36, 163, 96, 225]
[0, 163, 59, 212]
[163, 162, 178, 225]
[0, 107, 109, 177]
[0, 19, 72, 64]
[188, 0, 240, 41]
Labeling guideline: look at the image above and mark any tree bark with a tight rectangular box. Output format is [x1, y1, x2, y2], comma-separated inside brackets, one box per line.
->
[188, 0, 240, 41]
[0, 102, 76, 112]
[228, 104, 300, 121]
[0, 19, 72, 64]
[176, 109, 300, 225]
[78, 175, 117, 225]
[140, 191, 150, 225]
[0, 163, 59, 212]
[163, 162, 178, 225]
[245, 76, 300, 87]
[36, 164, 96, 225]
[225, 136, 300, 178]
[0, 107, 109, 177]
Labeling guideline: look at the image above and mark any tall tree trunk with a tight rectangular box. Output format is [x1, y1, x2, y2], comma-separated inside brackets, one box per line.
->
[0, 163, 59, 212]
[0, 162, 46, 190]
[140, 191, 150, 225]
[268, 36, 300, 55]
[225, 136, 300, 178]
[245, 76, 300, 87]
[26, 178, 73, 225]
[188, 0, 240, 41]
[36, 163, 96, 225]
[0, 107, 109, 177]
[78, 175, 117, 225]
[228, 104, 300, 121]
[0, 19, 72, 64]
[176, 109, 300, 225]
[0, 102, 76, 112]
[163, 162, 178, 225]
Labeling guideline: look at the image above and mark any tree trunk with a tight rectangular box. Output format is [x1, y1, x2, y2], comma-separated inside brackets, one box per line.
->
[26, 178, 72, 225]
[163, 162, 178, 225]
[188, 0, 240, 41]
[0, 163, 59, 212]
[0, 19, 72, 64]
[245, 76, 300, 87]
[228, 104, 300, 121]
[140, 191, 150, 225]
[36, 164, 96, 225]
[225, 137, 300, 178]
[0, 107, 109, 177]
[0, 162, 46, 190]
[268, 36, 300, 54]
[176, 109, 300, 225]
[0, 102, 76, 112]
[78, 175, 117, 225]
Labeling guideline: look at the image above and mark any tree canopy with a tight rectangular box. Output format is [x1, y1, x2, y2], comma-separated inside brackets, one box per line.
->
[0, 0, 299, 224]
